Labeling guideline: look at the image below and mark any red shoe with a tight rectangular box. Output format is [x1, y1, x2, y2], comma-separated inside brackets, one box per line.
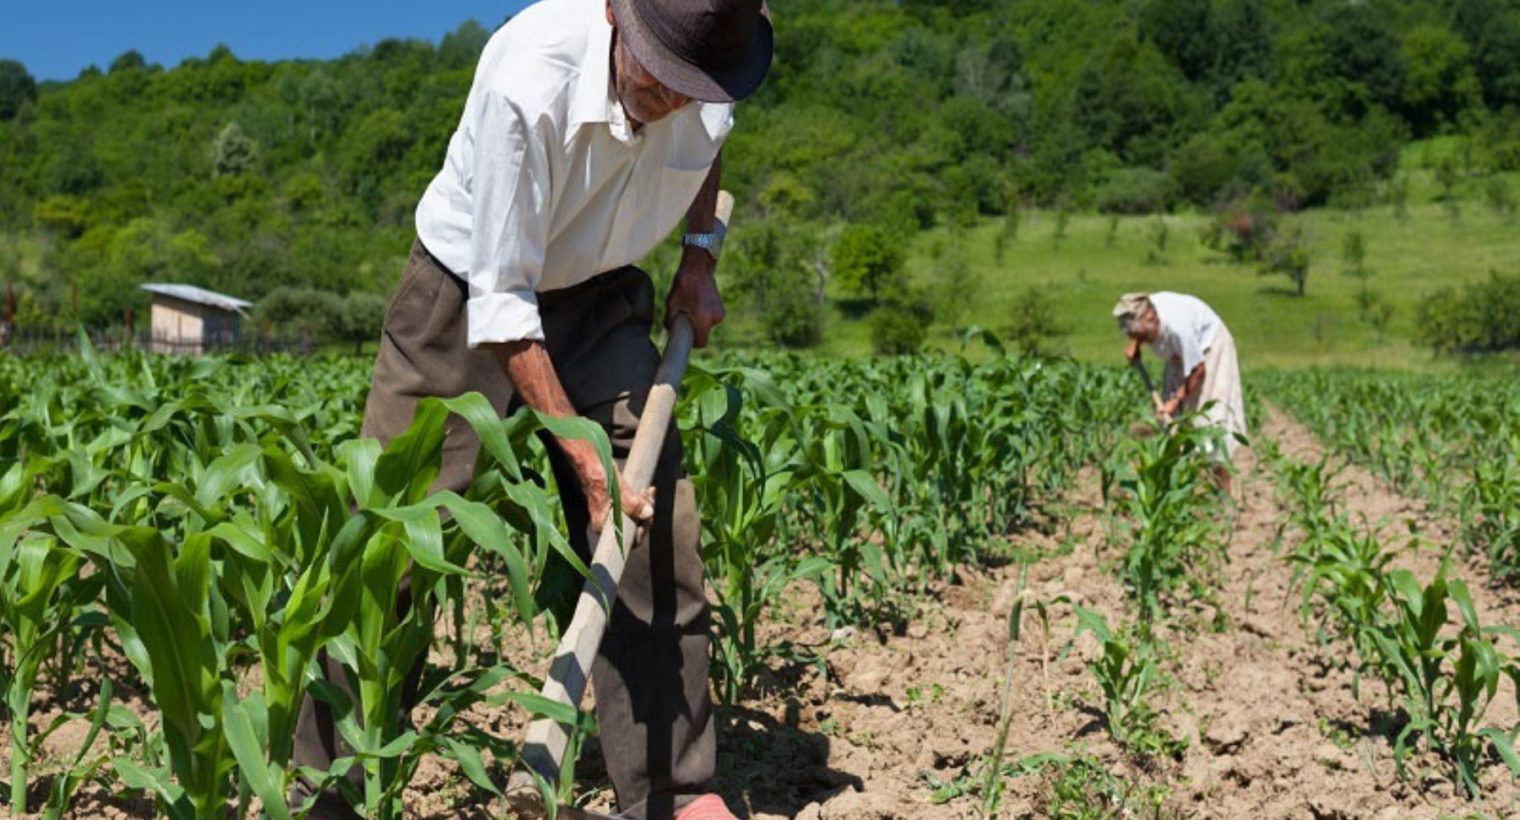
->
[675, 794, 738, 820]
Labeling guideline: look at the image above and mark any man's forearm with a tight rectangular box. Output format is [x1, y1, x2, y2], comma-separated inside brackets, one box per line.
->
[490, 340, 601, 476]
[680, 152, 722, 277]
[1178, 363, 1206, 401]
[686, 152, 721, 235]
[666, 151, 726, 346]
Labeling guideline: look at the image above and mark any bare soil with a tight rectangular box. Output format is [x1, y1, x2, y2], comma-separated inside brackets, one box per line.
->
[5, 407, 1519, 819]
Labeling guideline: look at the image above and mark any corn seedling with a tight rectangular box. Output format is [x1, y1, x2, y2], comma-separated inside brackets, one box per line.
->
[1070, 604, 1185, 760]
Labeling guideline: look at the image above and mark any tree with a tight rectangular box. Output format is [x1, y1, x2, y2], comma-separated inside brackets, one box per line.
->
[870, 293, 933, 355]
[1281, 7, 1405, 120]
[1069, 34, 1188, 166]
[0, 60, 37, 120]
[109, 50, 147, 74]
[931, 232, 980, 332]
[1139, 0, 1216, 82]
[727, 217, 825, 348]
[830, 224, 905, 304]
[212, 122, 259, 178]
[338, 292, 387, 354]
[1400, 24, 1481, 137]
[1417, 271, 1520, 354]
[255, 287, 343, 342]
[439, 20, 491, 70]
[1260, 222, 1310, 296]
[1005, 287, 1070, 356]
[1452, 0, 1520, 109]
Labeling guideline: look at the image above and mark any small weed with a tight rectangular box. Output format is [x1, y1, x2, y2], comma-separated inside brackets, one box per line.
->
[905, 683, 945, 707]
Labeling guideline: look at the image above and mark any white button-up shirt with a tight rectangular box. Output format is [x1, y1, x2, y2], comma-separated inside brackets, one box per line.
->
[414, 0, 734, 347]
[1147, 291, 1222, 375]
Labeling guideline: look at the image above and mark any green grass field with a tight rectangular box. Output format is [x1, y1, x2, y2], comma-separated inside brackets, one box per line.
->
[723, 140, 1520, 371]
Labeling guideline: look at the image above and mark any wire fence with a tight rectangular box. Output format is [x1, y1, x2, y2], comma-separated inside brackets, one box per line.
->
[0, 323, 332, 357]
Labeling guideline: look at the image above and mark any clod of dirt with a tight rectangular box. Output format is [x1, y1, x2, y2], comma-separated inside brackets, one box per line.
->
[808, 790, 900, 819]
[1306, 794, 1356, 819]
[1204, 715, 1250, 754]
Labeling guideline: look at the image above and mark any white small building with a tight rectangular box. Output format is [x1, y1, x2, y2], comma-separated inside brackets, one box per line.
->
[141, 284, 252, 355]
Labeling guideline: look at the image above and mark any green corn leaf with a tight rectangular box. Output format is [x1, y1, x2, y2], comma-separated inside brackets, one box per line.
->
[841, 469, 892, 511]
[441, 393, 521, 477]
[1482, 728, 1520, 777]
[373, 397, 448, 502]
[367, 504, 469, 577]
[442, 736, 503, 796]
[204, 521, 275, 564]
[194, 443, 263, 509]
[220, 685, 291, 820]
[432, 491, 534, 626]
[493, 691, 584, 727]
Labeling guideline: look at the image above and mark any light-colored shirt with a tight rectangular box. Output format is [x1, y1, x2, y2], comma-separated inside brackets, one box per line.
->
[1147, 291, 1221, 376]
[414, 0, 734, 347]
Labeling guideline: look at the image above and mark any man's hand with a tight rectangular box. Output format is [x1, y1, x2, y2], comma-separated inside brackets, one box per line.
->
[1125, 338, 1142, 363]
[665, 256, 725, 348]
[577, 457, 656, 534]
[1159, 396, 1182, 419]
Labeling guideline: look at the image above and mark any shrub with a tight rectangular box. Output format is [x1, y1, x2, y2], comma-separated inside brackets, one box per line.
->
[1005, 287, 1070, 356]
[1417, 270, 1520, 354]
[1169, 133, 1246, 207]
[870, 292, 934, 355]
[1095, 168, 1178, 214]
[1259, 222, 1311, 296]
[763, 276, 824, 348]
[831, 224, 907, 304]
[1202, 191, 1278, 262]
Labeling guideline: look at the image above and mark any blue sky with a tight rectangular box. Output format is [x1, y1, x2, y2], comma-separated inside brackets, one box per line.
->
[3, 1, 536, 82]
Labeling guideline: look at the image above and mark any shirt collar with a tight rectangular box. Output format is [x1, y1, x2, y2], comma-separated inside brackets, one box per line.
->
[569, 12, 734, 146]
[569, 14, 640, 144]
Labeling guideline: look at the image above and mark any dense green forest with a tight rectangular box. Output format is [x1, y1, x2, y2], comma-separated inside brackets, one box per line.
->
[1, 0, 1518, 348]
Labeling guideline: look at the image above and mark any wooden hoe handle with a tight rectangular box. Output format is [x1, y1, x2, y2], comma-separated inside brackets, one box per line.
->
[1128, 355, 1167, 419]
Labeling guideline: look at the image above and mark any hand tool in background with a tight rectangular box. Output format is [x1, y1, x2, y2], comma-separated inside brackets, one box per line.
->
[1128, 354, 1170, 424]
[506, 191, 736, 820]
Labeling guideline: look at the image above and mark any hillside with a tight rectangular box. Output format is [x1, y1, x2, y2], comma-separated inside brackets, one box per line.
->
[1, 0, 1519, 360]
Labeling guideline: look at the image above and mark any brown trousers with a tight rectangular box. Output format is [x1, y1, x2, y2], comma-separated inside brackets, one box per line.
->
[292, 239, 716, 819]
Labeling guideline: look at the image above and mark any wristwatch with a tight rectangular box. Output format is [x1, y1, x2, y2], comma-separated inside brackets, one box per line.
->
[682, 219, 727, 261]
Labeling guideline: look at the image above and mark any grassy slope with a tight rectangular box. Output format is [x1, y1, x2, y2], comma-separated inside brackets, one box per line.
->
[721, 140, 1519, 371]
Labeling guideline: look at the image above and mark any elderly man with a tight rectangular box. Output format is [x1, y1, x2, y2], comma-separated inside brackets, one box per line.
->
[292, 1, 772, 818]
[1113, 292, 1246, 492]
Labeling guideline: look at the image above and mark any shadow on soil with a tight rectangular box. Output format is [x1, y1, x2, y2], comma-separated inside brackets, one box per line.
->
[713, 703, 863, 818]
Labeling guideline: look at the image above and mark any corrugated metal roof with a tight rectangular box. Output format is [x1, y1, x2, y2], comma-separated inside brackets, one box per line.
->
[140, 283, 254, 315]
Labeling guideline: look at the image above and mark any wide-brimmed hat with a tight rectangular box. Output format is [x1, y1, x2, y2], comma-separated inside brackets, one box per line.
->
[609, 0, 774, 103]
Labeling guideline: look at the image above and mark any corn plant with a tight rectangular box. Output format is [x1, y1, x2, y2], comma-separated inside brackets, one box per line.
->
[1287, 516, 1399, 694]
[797, 407, 894, 627]
[1462, 438, 1520, 580]
[0, 532, 99, 814]
[1069, 604, 1184, 759]
[1372, 565, 1520, 797]
[1103, 415, 1224, 625]
[1270, 452, 1346, 546]
[1271, 448, 1520, 798]
[682, 368, 830, 701]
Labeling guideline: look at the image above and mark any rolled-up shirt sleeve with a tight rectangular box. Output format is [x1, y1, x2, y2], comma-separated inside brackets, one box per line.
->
[465, 91, 551, 347]
[1174, 326, 1205, 376]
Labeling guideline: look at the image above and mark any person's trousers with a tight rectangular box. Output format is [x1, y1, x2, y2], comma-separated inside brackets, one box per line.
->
[291, 238, 717, 820]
